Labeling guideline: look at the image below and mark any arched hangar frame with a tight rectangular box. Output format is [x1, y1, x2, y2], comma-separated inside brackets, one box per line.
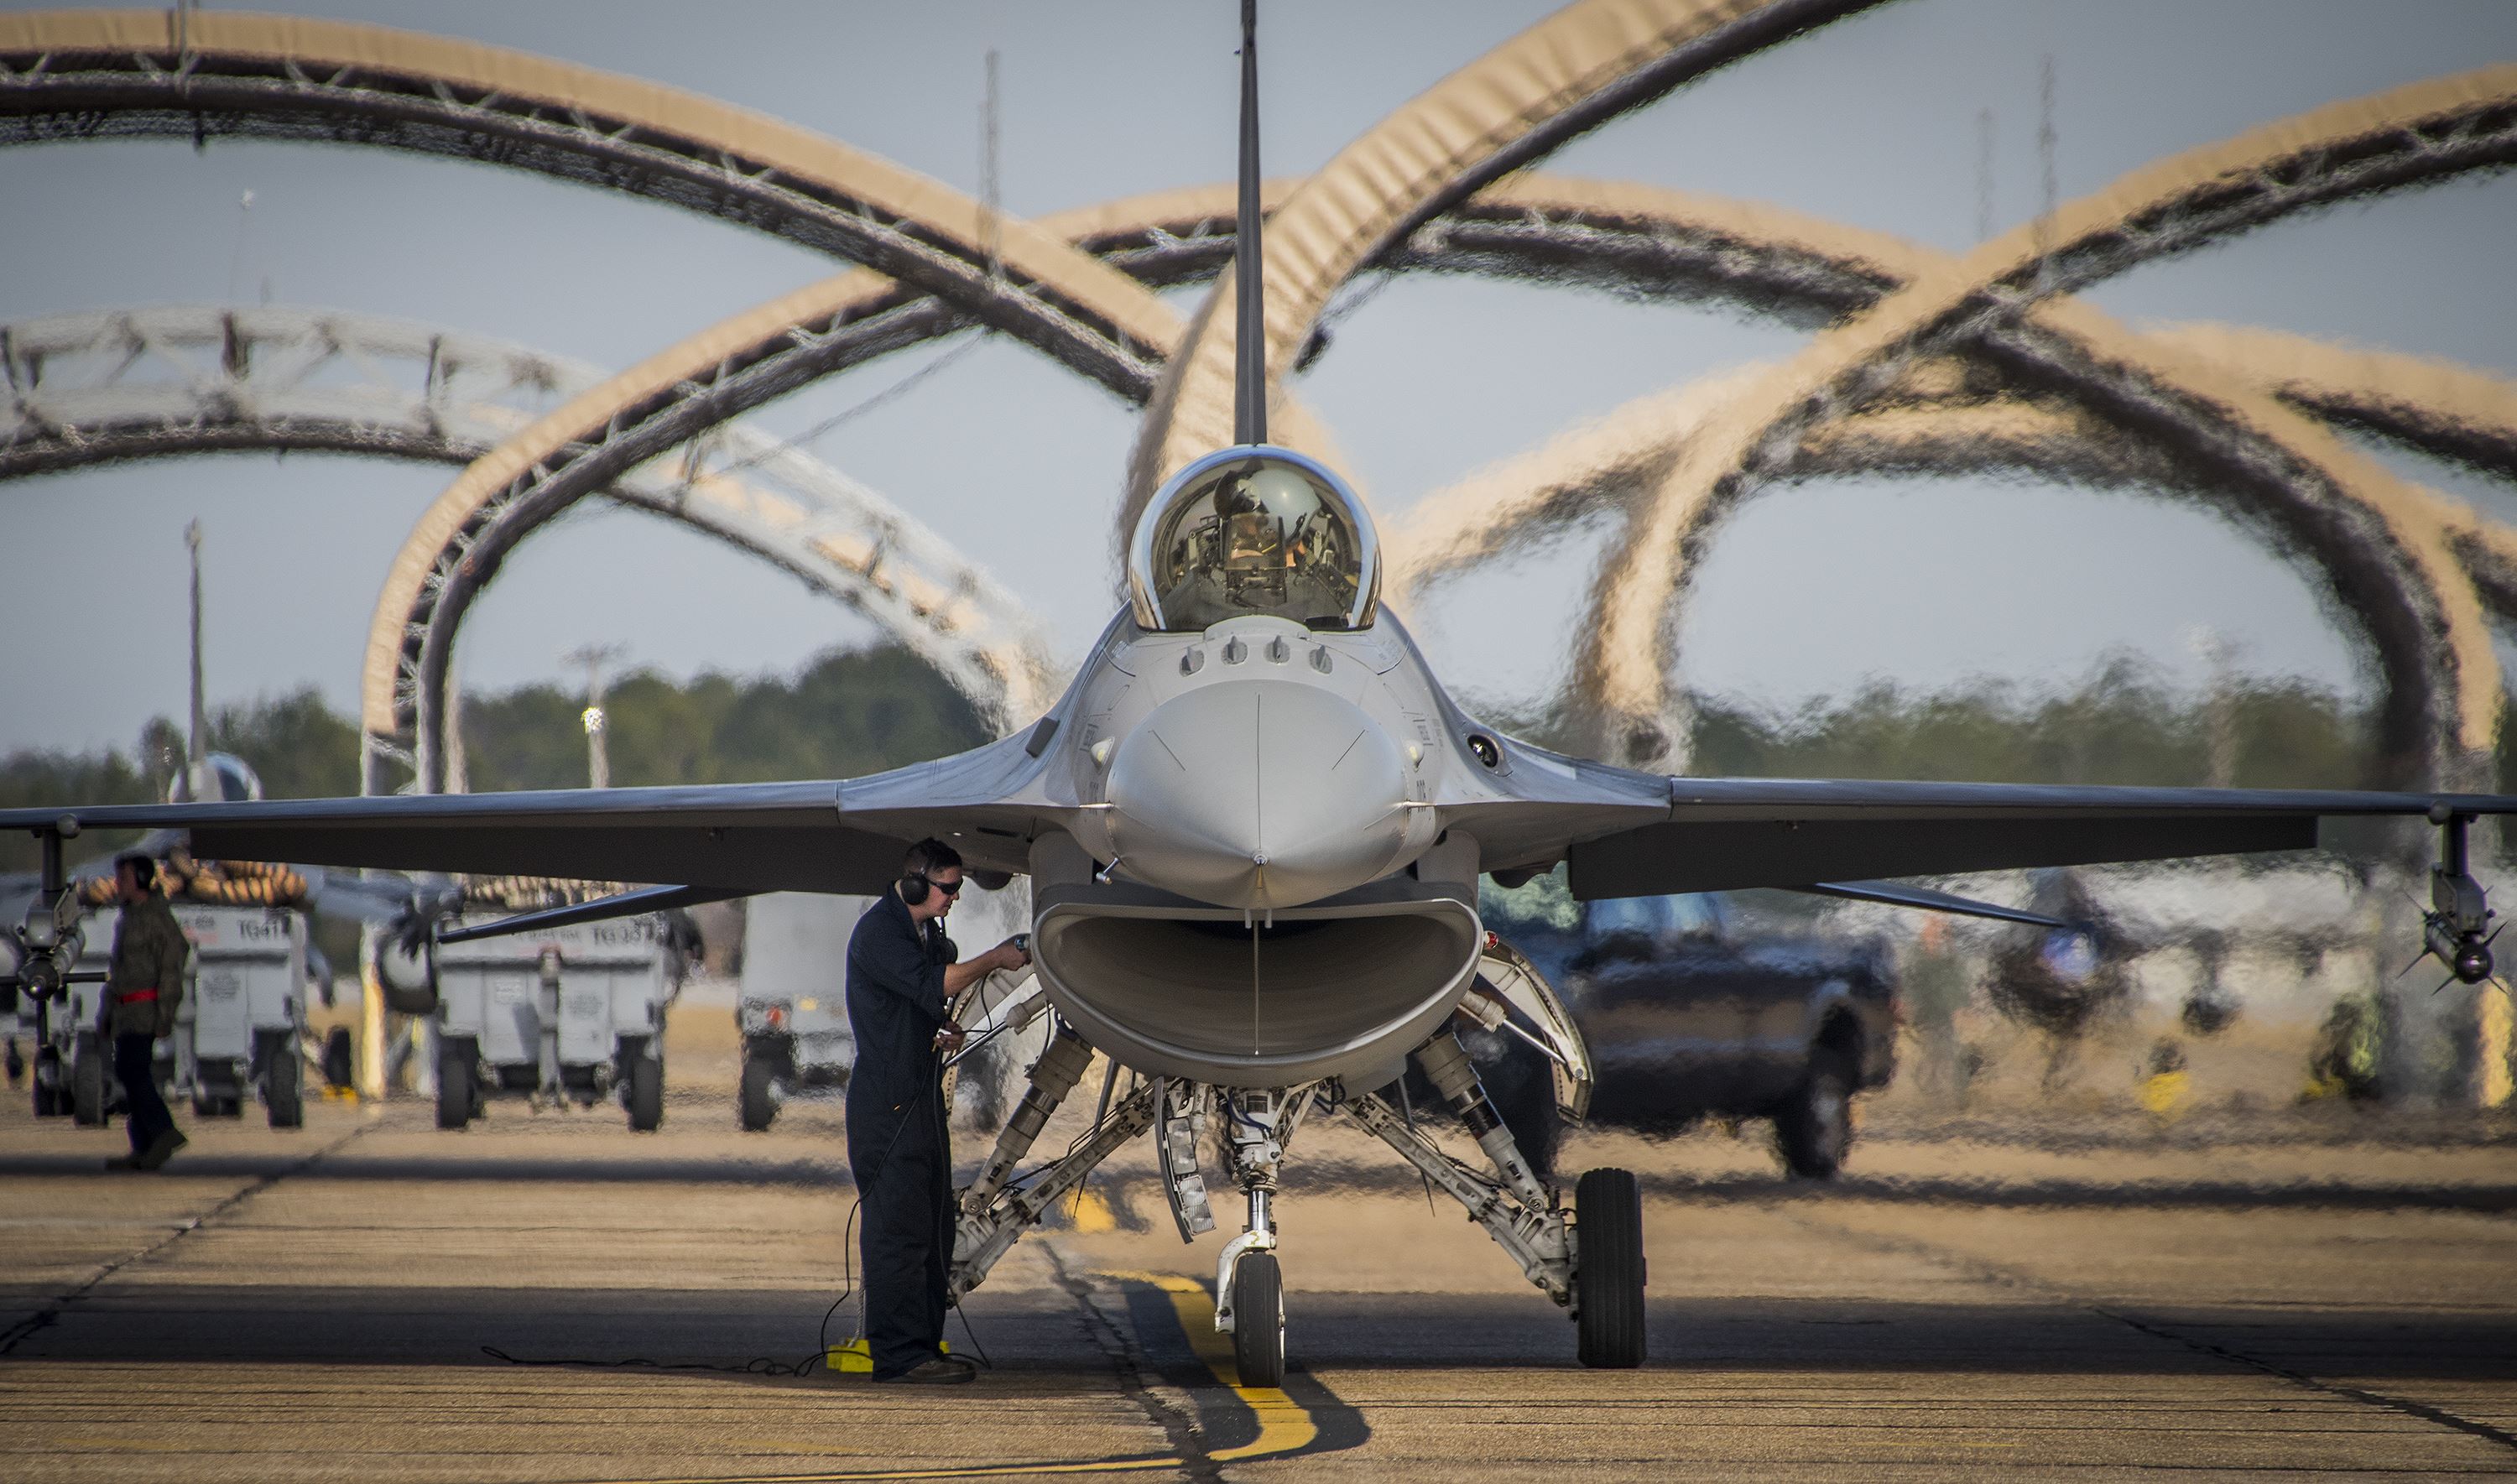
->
[0, 305, 1044, 750]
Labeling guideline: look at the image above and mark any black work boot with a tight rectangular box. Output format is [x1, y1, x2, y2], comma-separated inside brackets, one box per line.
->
[874, 1356, 977, 1384]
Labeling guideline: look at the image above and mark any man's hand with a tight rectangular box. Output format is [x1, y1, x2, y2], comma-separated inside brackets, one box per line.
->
[990, 936, 1032, 973]
[933, 1020, 968, 1055]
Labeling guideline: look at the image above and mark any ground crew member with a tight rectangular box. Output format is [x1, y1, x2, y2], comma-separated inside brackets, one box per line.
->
[101, 853, 190, 1172]
[845, 838, 1028, 1383]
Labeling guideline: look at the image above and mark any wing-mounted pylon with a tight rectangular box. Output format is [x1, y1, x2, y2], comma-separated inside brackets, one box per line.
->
[2418, 808, 2504, 992]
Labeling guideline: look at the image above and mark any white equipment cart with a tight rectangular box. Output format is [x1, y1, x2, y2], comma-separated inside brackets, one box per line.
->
[734, 893, 871, 1132]
[431, 913, 685, 1132]
[64, 903, 315, 1128]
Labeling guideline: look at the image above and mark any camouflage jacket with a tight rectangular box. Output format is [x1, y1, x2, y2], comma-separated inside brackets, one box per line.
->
[102, 894, 190, 1039]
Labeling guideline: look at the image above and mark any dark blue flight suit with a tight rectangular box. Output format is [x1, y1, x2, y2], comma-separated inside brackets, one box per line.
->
[844, 889, 957, 1379]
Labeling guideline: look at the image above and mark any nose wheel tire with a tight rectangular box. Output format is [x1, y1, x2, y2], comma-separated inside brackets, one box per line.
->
[1576, 1167, 1646, 1369]
[1231, 1251, 1286, 1388]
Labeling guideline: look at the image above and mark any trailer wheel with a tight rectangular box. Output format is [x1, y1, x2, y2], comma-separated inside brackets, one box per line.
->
[737, 1053, 778, 1133]
[1576, 1167, 1646, 1369]
[265, 1037, 304, 1128]
[436, 1045, 477, 1130]
[70, 1044, 106, 1127]
[626, 1049, 664, 1133]
[321, 1026, 355, 1091]
[1231, 1251, 1286, 1388]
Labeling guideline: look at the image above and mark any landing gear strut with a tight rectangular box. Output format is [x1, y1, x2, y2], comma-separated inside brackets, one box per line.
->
[951, 1027, 1155, 1301]
[1215, 1086, 1302, 1387]
[1351, 1031, 1645, 1368]
[941, 1023, 1639, 1376]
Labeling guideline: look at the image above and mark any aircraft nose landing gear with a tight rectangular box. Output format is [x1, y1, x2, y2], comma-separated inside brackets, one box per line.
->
[1218, 1186, 1285, 1387]
[1216, 1088, 1293, 1387]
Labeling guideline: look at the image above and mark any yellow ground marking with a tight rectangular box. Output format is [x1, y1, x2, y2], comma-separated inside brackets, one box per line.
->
[2481, 988, 2513, 1109]
[1106, 1270, 1318, 1461]
[539, 1268, 1331, 1484]
[1068, 1188, 1119, 1235]
[2137, 1070, 2192, 1120]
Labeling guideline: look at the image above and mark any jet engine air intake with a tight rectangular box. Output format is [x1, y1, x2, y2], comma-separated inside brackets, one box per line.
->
[1030, 880, 1481, 1087]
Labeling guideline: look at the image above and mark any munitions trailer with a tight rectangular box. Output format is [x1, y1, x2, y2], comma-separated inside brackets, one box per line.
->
[63, 903, 315, 1128]
[432, 913, 685, 1131]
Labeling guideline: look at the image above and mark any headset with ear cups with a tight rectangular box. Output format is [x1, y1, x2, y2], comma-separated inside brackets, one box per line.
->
[899, 870, 931, 906]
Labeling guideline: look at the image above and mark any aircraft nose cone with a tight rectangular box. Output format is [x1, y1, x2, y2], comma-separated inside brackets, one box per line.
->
[1105, 679, 1407, 908]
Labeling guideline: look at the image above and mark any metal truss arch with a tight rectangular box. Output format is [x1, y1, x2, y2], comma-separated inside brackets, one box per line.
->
[1348, 175, 2517, 793]
[0, 305, 1044, 746]
[368, 170, 1918, 775]
[0, 8, 1183, 399]
[1379, 188, 2517, 602]
[362, 183, 1374, 792]
[1, 304, 594, 475]
[353, 164, 2517, 792]
[1123, 0, 1886, 523]
[1572, 65, 2517, 781]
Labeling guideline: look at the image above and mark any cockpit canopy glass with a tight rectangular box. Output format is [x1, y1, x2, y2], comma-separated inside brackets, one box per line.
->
[1129, 448, 1378, 633]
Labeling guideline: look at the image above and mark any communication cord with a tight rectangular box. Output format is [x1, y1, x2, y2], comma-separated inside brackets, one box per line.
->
[483, 968, 994, 1377]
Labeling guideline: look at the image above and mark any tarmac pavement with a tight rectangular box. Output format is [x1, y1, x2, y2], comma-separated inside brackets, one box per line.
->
[3, 1061, 2514, 1481]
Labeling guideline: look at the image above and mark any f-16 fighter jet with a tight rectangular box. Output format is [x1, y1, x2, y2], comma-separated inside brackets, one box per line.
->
[4, 3, 2512, 1383]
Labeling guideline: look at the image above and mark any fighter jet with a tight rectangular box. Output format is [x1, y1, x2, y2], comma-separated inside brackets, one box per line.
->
[5, 2, 2513, 1382]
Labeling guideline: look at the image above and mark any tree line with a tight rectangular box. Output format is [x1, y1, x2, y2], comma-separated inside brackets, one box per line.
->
[7, 644, 2468, 880]
[0, 645, 988, 874]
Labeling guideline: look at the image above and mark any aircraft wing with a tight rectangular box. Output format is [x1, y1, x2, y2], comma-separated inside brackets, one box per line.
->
[1439, 731, 2509, 898]
[1564, 775, 2504, 898]
[0, 729, 1060, 897]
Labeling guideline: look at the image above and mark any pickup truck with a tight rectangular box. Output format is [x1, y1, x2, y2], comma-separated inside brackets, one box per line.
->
[1463, 869, 1899, 1179]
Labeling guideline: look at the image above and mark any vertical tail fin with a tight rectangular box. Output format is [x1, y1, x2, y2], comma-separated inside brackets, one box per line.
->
[1233, 0, 1265, 448]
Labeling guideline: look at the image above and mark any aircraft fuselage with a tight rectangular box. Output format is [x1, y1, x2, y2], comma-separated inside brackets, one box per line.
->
[1028, 607, 1486, 1089]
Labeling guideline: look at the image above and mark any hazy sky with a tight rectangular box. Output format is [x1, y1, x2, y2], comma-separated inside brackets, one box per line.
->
[3, 0, 2514, 756]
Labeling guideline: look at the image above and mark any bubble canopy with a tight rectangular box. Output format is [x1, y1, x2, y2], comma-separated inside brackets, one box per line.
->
[1129, 446, 1380, 633]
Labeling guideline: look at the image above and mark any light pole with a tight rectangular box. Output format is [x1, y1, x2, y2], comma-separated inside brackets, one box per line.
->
[183, 518, 206, 801]
[564, 643, 627, 789]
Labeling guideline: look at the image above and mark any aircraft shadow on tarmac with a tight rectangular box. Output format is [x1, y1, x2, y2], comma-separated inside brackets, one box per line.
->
[9, 1284, 2514, 1385]
[5, 1151, 2510, 1218]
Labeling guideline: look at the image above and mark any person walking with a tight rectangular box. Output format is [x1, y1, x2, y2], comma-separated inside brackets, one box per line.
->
[101, 853, 190, 1172]
[844, 838, 1029, 1383]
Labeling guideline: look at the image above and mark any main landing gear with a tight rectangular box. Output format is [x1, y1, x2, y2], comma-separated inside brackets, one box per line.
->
[946, 1023, 1645, 1377]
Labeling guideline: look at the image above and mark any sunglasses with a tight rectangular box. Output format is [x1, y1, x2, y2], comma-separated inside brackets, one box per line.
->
[927, 875, 964, 896]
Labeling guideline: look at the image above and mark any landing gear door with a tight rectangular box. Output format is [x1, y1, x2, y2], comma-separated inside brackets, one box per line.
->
[1477, 936, 1592, 1123]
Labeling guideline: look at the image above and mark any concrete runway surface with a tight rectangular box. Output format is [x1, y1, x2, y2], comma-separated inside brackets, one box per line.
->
[5, 1034, 2516, 1481]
